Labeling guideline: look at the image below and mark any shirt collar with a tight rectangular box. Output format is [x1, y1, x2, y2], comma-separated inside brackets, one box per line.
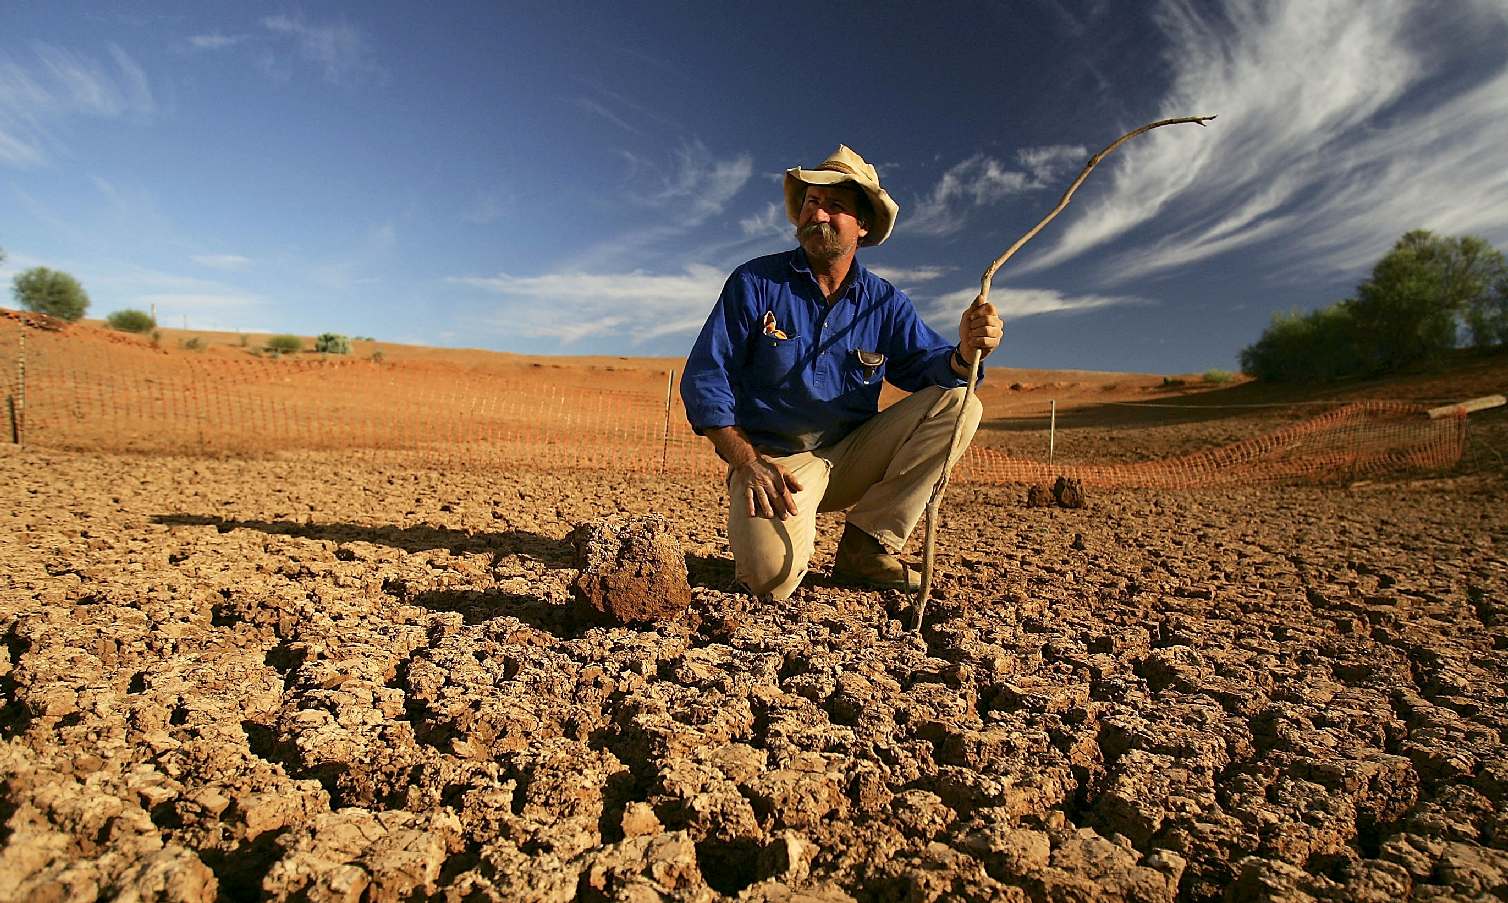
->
[789, 247, 866, 303]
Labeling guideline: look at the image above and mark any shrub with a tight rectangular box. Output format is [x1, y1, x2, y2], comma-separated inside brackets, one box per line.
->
[238, 333, 249, 347]
[369, 350, 385, 364]
[266, 334, 303, 354]
[315, 332, 351, 354]
[1203, 369, 1236, 384]
[106, 309, 156, 333]
[12, 266, 90, 321]
[150, 330, 161, 347]
[180, 337, 206, 351]
[1161, 377, 1186, 388]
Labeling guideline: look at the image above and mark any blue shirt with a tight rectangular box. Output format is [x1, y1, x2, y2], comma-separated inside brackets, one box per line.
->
[681, 248, 979, 455]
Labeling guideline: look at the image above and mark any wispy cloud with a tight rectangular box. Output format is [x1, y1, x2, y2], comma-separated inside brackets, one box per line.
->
[574, 97, 639, 134]
[0, 42, 156, 166]
[449, 265, 728, 344]
[192, 254, 252, 271]
[920, 285, 1142, 321]
[188, 33, 248, 51]
[568, 140, 756, 270]
[739, 201, 786, 239]
[261, 14, 376, 85]
[1018, 0, 1508, 281]
[869, 265, 951, 284]
[906, 144, 1086, 236]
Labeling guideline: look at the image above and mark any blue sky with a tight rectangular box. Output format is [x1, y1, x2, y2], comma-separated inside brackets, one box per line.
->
[3, 1, 1506, 373]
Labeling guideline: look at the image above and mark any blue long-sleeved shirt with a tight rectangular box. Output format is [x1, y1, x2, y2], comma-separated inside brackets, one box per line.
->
[681, 248, 980, 455]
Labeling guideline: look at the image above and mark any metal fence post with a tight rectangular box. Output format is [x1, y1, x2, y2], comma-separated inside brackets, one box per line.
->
[661, 369, 674, 475]
[14, 333, 25, 446]
[1048, 399, 1056, 467]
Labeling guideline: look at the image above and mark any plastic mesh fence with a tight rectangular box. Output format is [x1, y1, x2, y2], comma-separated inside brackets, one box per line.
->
[0, 316, 1468, 485]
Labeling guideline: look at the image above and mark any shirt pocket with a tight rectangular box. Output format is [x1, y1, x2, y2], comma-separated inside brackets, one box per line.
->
[845, 348, 887, 387]
[749, 335, 807, 387]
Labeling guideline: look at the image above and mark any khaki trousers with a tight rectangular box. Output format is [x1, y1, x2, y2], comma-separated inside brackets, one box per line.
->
[727, 385, 983, 600]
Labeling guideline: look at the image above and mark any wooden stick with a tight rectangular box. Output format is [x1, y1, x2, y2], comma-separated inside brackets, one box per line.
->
[913, 114, 1217, 632]
[1426, 394, 1504, 419]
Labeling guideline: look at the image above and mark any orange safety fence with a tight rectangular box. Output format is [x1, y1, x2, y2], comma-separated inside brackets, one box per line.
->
[0, 315, 1468, 486]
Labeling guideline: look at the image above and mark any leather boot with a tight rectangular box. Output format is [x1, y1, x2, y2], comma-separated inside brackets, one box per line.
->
[832, 523, 919, 592]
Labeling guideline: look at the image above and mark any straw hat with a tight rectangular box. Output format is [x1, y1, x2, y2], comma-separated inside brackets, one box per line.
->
[784, 144, 899, 247]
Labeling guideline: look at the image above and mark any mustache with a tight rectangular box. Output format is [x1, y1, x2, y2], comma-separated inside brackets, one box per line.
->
[798, 222, 838, 240]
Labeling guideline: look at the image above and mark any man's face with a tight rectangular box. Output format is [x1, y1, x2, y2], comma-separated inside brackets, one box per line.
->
[796, 184, 869, 262]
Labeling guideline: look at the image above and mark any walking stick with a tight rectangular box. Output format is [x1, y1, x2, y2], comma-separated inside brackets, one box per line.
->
[913, 115, 1217, 631]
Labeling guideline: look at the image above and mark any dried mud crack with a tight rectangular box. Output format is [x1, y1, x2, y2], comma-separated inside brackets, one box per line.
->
[2, 448, 1505, 901]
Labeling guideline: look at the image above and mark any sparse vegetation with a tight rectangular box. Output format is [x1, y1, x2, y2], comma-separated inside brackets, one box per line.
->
[180, 337, 206, 352]
[315, 333, 351, 354]
[369, 350, 385, 364]
[150, 330, 161, 347]
[238, 333, 249, 348]
[106, 309, 157, 334]
[12, 266, 90, 322]
[1242, 230, 1508, 382]
[1203, 369, 1236, 384]
[266, 334, 303, 355]
[1162, 377, 1186, 388]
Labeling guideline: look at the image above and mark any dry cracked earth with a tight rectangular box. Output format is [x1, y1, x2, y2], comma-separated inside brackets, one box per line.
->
[2, 447, 1506, 902]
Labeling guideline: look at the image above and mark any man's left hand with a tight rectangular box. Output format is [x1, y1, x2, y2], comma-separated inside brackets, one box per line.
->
[959, 300, 1003, 360]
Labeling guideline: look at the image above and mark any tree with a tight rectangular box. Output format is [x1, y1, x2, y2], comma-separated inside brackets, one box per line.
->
[1348, 230, 1507, 371]
[1239, 302, 1363, 382]
[106, 309, 156, 334]
[12, 266, 90, 322]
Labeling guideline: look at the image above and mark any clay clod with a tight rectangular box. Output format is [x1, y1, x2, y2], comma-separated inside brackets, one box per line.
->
[570, 513, 692, 624]
[1026, 484, 1055, 507]
[1053, 476, 1087, 508]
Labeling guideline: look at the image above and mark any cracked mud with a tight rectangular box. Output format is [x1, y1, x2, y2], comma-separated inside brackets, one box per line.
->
[2, 448, 1505, 901]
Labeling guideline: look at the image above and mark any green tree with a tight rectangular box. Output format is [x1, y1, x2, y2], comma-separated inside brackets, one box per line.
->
[12, 266, 91, 321]
[106, 309, 157, 334]
[1239, 303, 1363, 382]
[314, 332, 351, 354]
[1348, 230, 1507, 371]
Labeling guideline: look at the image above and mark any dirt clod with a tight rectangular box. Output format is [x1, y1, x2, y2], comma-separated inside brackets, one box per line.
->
[1026, 484, 1055, 507]
[570, 513, 692, 624]
[1053, 476, 1087, 508]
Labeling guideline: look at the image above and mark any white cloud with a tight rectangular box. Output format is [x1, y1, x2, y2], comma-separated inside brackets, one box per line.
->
[739, 201, 785, 239]
[574, 97, 639, 134]
[262, 14, 375, 85]
[921, 285, 1141, 321]
[636, 140, 754, 224]
[1017, 0, 1508, 281]
[905, 144, 1087, 236]
[448, 264, 727, 344]
[192, 254, 252, 271]
[188, 34, 247, 51]
[0, 43, 155, 166]
[869, 265, 951, 284]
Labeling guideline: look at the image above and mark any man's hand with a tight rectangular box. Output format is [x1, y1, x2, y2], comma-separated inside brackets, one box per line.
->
[735, 457, 804, 520]
[959, 299, 1003, 360]
[705, 426, 805, 519]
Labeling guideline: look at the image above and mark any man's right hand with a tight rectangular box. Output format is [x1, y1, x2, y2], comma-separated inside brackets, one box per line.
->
[735, 457, 804, 520]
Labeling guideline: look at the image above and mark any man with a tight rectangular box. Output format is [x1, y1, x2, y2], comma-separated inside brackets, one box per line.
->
[681, 144, 1002, 600]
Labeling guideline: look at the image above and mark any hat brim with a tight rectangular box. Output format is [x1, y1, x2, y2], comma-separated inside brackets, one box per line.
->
[784, 168, 898, 247]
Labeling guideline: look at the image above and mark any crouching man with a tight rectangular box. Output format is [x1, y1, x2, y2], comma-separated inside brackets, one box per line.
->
[680, 144, 1003, 599]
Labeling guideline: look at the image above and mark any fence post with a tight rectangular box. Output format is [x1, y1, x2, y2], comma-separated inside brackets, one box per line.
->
[661, 369, 674, 475]
[13, 333, 25, 446]
[1048, 399, 1056, 467]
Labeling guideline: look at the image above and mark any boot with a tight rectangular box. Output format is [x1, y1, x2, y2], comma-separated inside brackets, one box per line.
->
[832, 523, 919, 592]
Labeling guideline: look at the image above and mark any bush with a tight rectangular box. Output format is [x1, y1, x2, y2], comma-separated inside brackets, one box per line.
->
[1202, 369, 1236, 384]
[12, 266, 90, 321]
[1239, 303, 1363, 382]
[106, 309, 156, 333]
[180, 337, 206, 351]
[314, 332, 351, 354]
[266, 334, 303, 354]
[369, 350, 385, 364]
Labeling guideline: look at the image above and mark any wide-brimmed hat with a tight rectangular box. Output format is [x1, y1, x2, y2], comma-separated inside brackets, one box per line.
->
[784, 144, 899, 247]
